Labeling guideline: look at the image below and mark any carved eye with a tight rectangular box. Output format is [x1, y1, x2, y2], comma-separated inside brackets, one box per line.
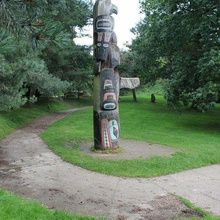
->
[103, 43, 109, 48]
[97, 43, 101, 47]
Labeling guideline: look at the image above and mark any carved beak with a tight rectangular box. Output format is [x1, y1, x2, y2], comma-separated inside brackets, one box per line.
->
[110, 4, 118, 15]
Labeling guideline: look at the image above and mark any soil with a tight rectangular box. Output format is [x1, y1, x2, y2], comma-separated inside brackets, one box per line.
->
[0, 108, 204, 220]
[79, 139, 180, 159]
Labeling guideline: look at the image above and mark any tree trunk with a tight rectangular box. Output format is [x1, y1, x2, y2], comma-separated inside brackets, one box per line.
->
[132, 89, 137, 102]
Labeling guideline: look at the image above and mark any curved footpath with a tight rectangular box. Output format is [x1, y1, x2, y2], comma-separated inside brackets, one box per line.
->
[0, 108, 220, 220]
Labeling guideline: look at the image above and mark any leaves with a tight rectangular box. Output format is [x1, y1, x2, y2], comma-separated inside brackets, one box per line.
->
[0, 54, 27, 110]
[0, 0, 93, 110]
[0, 0, 92, 48]
[131, 0, 220, 111]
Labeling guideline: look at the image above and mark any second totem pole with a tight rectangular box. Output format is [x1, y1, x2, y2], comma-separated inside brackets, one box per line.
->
[93, 0, 120, 150]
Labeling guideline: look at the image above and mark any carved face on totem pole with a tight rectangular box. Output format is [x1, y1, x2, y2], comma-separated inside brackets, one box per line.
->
[93, 0, 120, 67]
[93, 0, 120, 150]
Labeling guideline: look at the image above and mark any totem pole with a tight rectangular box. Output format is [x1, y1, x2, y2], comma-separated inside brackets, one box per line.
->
[93, 0, 120, 150]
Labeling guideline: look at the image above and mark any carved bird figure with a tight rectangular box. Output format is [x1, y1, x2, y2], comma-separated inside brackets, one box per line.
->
[94, 0, 118, 17]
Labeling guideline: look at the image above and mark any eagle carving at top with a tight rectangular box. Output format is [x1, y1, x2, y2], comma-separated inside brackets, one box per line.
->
[93, 0, 118, 17]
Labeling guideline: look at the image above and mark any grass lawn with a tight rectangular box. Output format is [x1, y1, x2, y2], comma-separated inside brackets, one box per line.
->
[0, 98, 70, 139]
[0, 97, 102, 220]
[0, 189, 104, 220]
[1, 94, 220, 220]
[42, 93, 220, 177]
[0, 96, 92, 140]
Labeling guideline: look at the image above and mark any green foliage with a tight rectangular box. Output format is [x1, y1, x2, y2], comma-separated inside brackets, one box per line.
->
[0, 31, 15, 54]
[0, 53, 27, 110]
[131, 0, 220, 111]
[0, 0, 92, 48]
[0, 189, 104, 220]
[0, 0, 93, 110]
[0, 49, 70, 110]
[119, 50, 137, 77]
[42, 93, 220, 177]
[41, 43, 93, 96]
[22, 55, 71, 96]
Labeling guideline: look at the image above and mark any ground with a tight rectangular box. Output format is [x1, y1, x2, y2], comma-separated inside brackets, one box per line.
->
[0, 109, 206, 219]
[79, 139, 180, 160]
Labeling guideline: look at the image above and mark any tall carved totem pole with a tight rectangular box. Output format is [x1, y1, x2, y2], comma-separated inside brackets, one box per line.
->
[93, 0, 120, 150]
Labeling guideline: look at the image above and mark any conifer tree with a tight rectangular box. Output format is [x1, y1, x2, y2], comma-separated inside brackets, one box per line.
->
[0, 0, 92, 110]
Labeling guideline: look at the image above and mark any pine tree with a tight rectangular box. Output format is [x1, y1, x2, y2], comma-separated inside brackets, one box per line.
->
[0, 0, 92, 110]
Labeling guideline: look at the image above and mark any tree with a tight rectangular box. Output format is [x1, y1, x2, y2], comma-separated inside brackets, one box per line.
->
[0, 0, 92, 48]
[119, 50, 136, 78]
[0, 36, 71, 110]
[0, 51, 26, 110]
[0, 0, 92, 110]
[131, 0, 220, 111]
[41, 43, 93, 98]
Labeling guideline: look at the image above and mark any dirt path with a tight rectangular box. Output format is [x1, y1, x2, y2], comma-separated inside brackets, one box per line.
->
[0, 108, 219, 220]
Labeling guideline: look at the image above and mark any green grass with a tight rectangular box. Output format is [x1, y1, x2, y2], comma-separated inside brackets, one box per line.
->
[0, 98, 70, 139]
[0, 189, 104, 220]
[0, 97, 102, 220]
[179, 196, 220, 220]
[183, 217, 220, 220]
[1, 94, 220, 220]
[42, 93, 220, 177]
[182, 217, 220, 220]
[0, 96, 93, 140]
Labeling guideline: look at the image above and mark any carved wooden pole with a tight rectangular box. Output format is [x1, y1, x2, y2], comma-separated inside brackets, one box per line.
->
[93, 0, 120, 150]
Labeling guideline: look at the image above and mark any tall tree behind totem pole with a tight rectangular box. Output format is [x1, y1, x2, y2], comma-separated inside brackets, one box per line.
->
[93, 0, 120, 150]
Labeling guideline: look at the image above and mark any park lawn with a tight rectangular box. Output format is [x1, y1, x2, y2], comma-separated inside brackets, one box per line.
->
[42, 93, 220, 177]
[0, 98, 70, 139]
[0, 97, 92, 140]
[0, 189, 104, 220]
[0, 94, 219, 220]
[0, 97, 101, 220]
